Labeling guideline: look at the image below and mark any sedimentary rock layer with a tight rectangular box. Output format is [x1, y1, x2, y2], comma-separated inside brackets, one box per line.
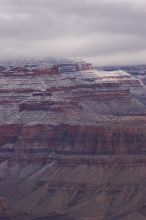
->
[0, 69, 146, 219]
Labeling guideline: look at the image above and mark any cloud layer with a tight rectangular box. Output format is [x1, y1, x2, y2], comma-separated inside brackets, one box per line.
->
[0, 0, 146, 65]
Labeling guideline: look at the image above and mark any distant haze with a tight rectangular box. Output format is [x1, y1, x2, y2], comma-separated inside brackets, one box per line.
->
[0, 0, 146, 65]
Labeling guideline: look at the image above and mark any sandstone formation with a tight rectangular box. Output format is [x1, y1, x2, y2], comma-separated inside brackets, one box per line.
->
[0, 68, 146, 220]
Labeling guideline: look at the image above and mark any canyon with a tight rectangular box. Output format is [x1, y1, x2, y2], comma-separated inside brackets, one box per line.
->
[0, 66, 146, 220]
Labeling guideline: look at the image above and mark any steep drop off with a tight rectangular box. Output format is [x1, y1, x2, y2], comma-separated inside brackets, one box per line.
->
[0, 69, 146, 220]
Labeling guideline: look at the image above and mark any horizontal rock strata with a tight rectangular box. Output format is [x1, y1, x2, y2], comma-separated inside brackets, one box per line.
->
[0, 69, 146, 219]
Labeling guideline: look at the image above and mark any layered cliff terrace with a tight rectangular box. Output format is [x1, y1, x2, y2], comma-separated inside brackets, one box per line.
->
[0, 69, 146, 166]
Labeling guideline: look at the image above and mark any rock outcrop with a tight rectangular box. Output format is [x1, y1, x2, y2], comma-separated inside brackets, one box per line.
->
[0, 68, 146, 220]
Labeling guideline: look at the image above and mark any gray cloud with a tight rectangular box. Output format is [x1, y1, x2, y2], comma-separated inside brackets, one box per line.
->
[0, 0, 146, 65]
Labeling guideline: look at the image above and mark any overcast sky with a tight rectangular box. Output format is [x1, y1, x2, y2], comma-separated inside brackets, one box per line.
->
[0, 0, 146, 65]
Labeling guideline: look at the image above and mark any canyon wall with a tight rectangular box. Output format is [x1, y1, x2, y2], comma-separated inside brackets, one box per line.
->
[0, 69, 146, 220]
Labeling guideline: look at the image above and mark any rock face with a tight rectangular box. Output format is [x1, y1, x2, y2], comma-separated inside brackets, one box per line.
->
[0, 68, 146, 220]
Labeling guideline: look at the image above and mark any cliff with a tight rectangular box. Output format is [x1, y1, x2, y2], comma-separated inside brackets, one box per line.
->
[0, 69, 146, 220]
